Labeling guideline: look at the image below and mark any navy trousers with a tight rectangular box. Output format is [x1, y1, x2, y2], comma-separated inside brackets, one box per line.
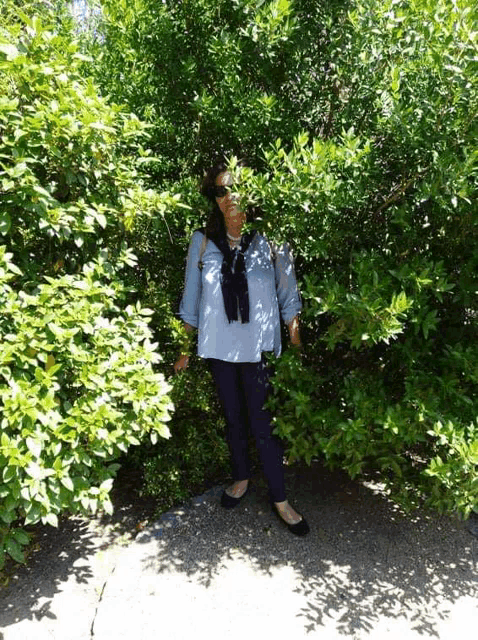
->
[208, 356, 286, 503]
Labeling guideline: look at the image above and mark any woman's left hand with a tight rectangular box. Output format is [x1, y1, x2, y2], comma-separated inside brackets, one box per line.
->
[174, 354, 190, 373]
[287, 316, 301, 349]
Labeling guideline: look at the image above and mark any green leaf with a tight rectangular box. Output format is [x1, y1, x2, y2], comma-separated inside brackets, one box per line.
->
[12, 529, 30, 545]
[26, 437, 42, 458]
[100, 478, 114, 491]
[0, 44, 19, 60]
[102, 499, 114, 516]
[0, 509, 17, 524]
[2, 466, 16, 483]
[1, 433, 10, 447]
[0, 212, 12, 235]
[24, 505, 41, 526]
[5, 537, 25, 564]
[60, 476, 74, 492]
[96, 213, 107, 229]
[6, 260, 23, 275]
[25, 463, 42, 480]
[43, 513, 59, 527]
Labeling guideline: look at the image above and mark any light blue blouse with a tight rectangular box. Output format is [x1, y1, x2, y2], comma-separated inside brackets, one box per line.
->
[179, 230, 301, 363]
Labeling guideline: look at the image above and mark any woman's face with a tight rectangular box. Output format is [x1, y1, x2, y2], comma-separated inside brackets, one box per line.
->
[215, 171, 246, 229]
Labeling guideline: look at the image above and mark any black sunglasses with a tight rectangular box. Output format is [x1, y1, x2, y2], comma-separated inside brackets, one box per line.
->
[213, 185, 231, 198]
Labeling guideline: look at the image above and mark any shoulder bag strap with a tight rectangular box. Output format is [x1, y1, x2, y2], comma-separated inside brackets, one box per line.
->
[198, 233, 208, 270]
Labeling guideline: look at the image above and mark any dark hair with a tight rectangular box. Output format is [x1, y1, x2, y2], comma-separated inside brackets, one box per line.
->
[201, 158, 256, 240]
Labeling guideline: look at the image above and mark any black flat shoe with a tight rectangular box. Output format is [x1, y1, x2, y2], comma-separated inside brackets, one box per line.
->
[271, 503, 310, 537]
[221, 484, 249, 509]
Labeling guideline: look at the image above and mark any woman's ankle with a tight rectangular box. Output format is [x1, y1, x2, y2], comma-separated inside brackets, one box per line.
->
[273, 500, 302, 525]
[226, 479, 249, 497]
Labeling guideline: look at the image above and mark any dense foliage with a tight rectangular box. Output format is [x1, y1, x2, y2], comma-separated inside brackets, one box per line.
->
[88, 0, 477, 517]
[0, 1, 174, 566]
[1, 0, 476, 569]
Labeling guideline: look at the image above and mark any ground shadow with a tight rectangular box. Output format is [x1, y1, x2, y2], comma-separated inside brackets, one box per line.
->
[0, 460, 476, 637]
[137, 460, 477, 638]
[0, 465, 159, 630]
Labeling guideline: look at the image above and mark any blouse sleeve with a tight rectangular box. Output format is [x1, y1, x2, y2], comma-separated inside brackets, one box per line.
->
[178, 231, 204, 328]
[273, 242, 302, 325]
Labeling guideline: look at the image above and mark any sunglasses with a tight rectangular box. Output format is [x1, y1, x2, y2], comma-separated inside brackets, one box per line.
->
[213, 185, 231, 198]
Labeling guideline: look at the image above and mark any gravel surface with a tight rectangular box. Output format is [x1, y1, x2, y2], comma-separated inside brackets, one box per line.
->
[0, 461, 476, 640]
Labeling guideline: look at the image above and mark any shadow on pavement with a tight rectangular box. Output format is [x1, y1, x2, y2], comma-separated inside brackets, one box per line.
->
[137, 461, 477, 638]
[0, 460, 476, 638]
[0, 466, 158, 630]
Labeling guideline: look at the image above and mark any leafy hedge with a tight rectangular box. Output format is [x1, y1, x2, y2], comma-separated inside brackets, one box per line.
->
[0, 2, 175, 567]
[239, 0, 478, 515]
[88, 0, 477, 517]
[0, 251, 172, 564]
[1, 0, 476, 574]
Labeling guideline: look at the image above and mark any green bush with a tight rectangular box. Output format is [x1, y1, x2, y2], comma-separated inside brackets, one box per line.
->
[139, 358, 231, 511]
[241, 0, 478, 515]
[0, 2, 175, 566]
[0, 249, 172, 566]
[86, 0, 477, 517]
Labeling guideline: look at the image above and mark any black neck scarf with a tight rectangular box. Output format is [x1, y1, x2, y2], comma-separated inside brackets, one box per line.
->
[212, 230, 256, 324]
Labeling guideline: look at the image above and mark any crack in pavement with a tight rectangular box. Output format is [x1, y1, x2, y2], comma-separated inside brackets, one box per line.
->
[90, 564, 117, 639]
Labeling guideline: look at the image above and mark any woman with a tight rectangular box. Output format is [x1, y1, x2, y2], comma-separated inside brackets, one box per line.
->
[174, 160, 309, 536]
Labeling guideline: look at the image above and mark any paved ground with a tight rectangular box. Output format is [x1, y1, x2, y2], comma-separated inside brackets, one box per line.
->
[0, 461, 477, 640]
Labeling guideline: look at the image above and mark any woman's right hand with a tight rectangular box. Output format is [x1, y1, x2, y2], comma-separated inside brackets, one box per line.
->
[174, 354, 190, 374]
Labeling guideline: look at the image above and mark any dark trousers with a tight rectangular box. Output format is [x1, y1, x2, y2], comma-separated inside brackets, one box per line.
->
[208, 356, 286, 503]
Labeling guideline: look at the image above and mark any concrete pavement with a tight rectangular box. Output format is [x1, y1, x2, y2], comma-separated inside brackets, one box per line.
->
[1, 461, 476, 639]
